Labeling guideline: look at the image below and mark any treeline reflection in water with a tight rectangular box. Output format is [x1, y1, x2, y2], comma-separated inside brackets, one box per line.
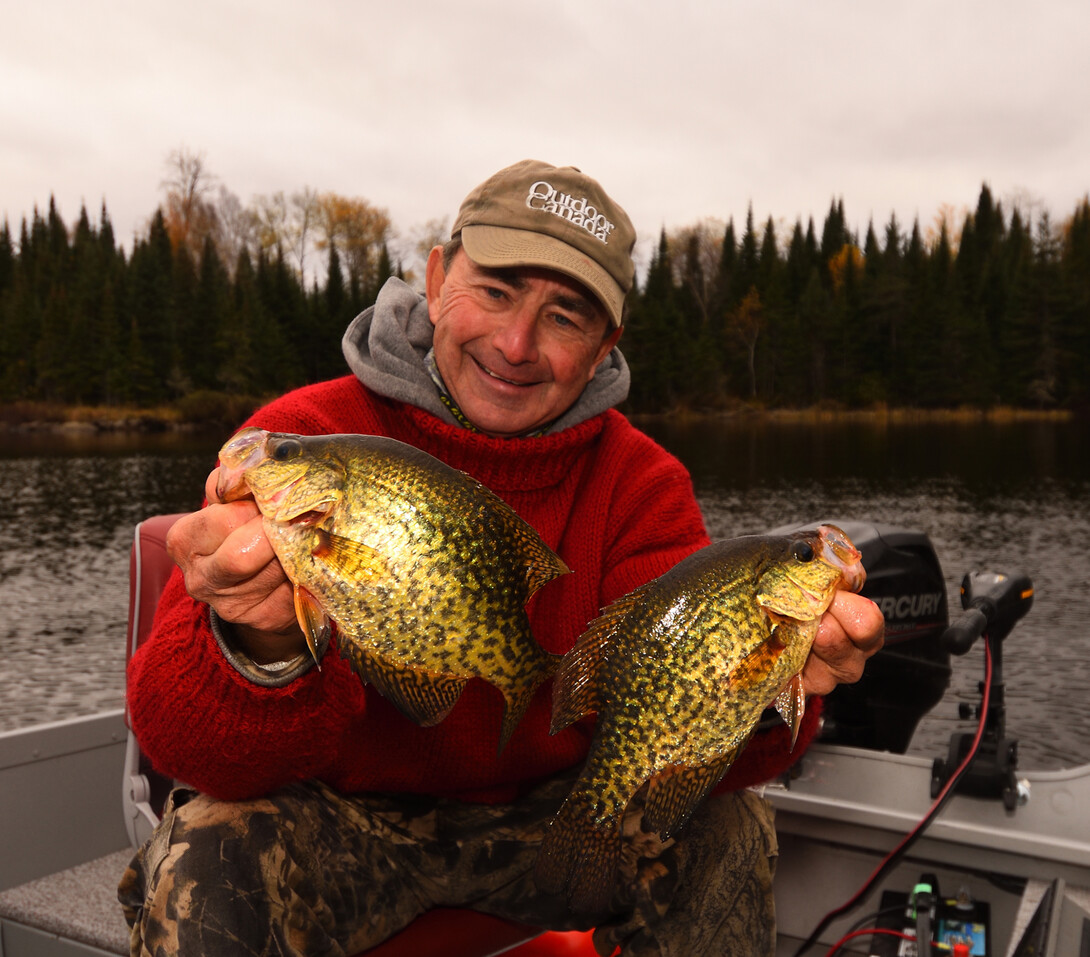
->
[3, 417, 1089, 770]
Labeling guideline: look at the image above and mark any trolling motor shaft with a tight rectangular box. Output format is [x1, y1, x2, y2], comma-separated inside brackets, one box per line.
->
[930, 570, 1034, 811]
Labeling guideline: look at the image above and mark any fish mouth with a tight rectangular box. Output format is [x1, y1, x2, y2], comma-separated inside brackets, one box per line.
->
[816, 524, 866, 593]
[216, 428, 268, 502]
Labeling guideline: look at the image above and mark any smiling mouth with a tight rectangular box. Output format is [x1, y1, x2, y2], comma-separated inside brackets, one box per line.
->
[474, 357, 537, 388]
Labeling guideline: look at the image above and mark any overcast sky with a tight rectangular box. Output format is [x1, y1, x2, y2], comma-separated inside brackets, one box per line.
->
[3, 0, 1088, 273]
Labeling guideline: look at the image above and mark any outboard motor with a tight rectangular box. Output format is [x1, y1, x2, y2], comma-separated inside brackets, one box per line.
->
[770, 520, 952, 753]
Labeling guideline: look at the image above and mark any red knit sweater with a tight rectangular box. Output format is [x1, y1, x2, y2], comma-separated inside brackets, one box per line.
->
[127, 376, 820, 803]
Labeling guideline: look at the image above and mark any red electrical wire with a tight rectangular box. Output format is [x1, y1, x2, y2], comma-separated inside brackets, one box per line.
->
[793, 639, 995, 956]
[823, 927, 918, 956]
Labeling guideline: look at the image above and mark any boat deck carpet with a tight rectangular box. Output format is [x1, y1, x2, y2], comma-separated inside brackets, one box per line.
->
[0, 847, 130, 955]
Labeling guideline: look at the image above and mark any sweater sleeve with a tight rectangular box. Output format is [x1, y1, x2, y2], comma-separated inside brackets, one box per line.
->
[126, 569, 368, 799]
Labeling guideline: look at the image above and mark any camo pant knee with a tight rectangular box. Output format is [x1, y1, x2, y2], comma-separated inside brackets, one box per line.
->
[118, 779, 777, 957]
[594, 785, 779, 957]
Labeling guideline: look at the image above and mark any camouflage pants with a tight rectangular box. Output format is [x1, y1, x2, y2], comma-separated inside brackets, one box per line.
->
[118, 772, 778, 957]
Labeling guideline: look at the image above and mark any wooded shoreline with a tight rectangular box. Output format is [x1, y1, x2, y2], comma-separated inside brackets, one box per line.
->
[2, 399, 1074, 435]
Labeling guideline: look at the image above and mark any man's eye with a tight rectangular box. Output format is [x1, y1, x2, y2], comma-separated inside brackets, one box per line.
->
[484, 286, 506, 300]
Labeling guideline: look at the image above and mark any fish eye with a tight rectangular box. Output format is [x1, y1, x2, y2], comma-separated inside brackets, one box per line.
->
[791, 540, 815, 562]
[271, 438, 303, 462]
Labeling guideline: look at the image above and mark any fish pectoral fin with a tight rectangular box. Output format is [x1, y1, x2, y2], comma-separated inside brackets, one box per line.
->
[642, 746, 744, 840]
[729, 629, 786, 690]
[774, 673, 807, 749]
[293, 585, 330, 668]
[340, 639, 466, 728]
[312, 529, 390, 581]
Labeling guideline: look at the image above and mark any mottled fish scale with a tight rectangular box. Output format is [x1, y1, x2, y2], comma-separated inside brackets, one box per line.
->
[218, 429, 569, 751]
[535, 525, 865, 912]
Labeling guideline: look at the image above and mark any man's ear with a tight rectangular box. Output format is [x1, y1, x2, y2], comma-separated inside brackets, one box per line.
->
[424, 246, 447, 325]
[590, 326, 624, 378]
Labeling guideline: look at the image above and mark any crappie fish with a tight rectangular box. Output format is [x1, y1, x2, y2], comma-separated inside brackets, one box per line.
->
[535, 524, 865, 912]
[216, 427, 569, 750]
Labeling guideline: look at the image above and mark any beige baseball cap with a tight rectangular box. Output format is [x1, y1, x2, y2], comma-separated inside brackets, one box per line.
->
[451, 160, 636, 327]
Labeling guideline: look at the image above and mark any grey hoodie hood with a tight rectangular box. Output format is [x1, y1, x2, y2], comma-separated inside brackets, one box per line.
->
[341, 277, 630, 434]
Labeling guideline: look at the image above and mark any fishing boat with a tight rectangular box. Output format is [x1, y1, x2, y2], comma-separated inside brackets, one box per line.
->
[2, 517, 1088, 956]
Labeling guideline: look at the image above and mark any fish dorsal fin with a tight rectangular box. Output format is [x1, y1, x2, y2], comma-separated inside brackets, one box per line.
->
[728, 627, 786, 691]
[312, 528, 391, 581]
[550, 591, 641, 734]
[293, 584, 330, 668]
[338, 637, 466, 728]
[642, 739, 750, 840]
[774, 673, 807, 749]
[499, 518, 570, 597]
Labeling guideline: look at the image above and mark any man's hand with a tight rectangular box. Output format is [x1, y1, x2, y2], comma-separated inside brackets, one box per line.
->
[166, 469, 307, 664]
[802, 590, 885, 696]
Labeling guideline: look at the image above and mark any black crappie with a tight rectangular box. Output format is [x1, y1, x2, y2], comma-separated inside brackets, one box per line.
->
[535, 524, 866, 911]
[216, 427, 569, 751]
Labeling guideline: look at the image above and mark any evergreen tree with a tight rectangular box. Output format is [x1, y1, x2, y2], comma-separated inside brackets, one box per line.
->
[1059, 199, 1090, 404]
[125, 210, 177, 402]
[708, 219, 736, 324]
[1025, 213, 1064, 406]
[773, 220, 822, 403]
[216, 249, 259, 394]
[626, 230, 688, 410]
[0, 220, 14, 297]
[186, 234, 232, 390]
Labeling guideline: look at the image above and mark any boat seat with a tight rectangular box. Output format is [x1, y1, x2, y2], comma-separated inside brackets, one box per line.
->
[122, 513, 597, 957]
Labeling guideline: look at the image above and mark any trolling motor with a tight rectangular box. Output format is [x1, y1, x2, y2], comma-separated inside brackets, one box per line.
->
[930, 569, 1035, 811]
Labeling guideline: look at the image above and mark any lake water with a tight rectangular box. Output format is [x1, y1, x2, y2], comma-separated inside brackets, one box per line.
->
[3, 417, 1089, 772]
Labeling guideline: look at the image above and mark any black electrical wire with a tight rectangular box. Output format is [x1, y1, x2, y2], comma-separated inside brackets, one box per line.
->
[791, 638, 995, 957]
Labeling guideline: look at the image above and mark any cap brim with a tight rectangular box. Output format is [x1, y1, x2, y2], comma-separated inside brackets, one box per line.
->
[460, 225, 624, 327]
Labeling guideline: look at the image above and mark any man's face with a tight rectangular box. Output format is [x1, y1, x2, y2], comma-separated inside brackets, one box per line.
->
[424, 246, 623, 438]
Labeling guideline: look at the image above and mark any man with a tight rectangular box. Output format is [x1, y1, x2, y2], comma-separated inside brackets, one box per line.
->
[121, 160, 884, 956]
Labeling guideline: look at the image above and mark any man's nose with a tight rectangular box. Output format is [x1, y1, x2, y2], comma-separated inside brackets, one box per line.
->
[492, 307, 539, 364]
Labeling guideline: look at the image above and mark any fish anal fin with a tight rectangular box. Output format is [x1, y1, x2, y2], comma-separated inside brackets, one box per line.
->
[497, 664, 556, 755]
[642, 747, 742, 840]
[313, 529, 390, 581]
[774, 673, 807, 749]
[293, 585, 329, 668]
[338, 637, 465, 728]
[550, 595, 639, 733]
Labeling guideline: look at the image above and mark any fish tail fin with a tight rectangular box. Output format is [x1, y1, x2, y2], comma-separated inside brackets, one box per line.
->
[535, 798, 621, 914]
